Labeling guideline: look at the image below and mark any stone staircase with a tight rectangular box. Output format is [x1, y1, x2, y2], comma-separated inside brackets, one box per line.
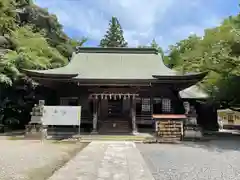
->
[99, 118, 132, 134]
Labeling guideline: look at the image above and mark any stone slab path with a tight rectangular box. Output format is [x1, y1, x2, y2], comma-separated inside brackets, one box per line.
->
[48, 141, 154, 180]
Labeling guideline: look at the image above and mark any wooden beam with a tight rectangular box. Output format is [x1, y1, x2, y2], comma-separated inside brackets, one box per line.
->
[89, 93, 139, 99]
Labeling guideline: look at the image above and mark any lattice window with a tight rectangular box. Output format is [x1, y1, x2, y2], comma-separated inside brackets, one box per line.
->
[162, 98, 171, 113]
[141, 98, 151, 112]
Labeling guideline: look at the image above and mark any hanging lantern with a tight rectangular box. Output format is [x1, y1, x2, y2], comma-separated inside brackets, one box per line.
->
[123, 95, 126, 100]
[109, 94, 112, 99]
[118, 94, 121, 99]
[101, 94, 104, 99]
[114, 94, 117, 100]
[105, 95, 108, 100]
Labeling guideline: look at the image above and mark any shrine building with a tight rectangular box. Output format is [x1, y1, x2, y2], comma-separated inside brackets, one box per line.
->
[22, 47, 217, 134]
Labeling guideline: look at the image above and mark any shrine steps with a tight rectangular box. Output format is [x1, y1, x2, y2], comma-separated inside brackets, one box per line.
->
[99, 119, 132, 134]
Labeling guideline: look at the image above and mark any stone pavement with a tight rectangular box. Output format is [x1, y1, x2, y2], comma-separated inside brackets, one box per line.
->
[48, 141, 154, 180]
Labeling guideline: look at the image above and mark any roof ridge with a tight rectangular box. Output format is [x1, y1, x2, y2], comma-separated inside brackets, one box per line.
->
[75, 47, 158, 54]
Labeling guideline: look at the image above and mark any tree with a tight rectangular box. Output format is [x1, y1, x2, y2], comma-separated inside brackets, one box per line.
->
[138, 39, 172, 66]
[100, 16, 128, 47]
[0, 0, 17, 35]
[165, 15, 240, 110]
[139, 39, 163, 56]
[0, 0, 88, 129]
[150, 39, 163, 55]
[166, 35, 202, 70]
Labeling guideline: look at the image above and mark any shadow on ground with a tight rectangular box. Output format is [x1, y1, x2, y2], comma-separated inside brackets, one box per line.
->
[182, 138, 240, 152]
[0, 130, 25, 137]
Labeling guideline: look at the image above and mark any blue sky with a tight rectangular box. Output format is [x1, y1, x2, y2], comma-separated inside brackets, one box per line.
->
[34, 0, 239, 50]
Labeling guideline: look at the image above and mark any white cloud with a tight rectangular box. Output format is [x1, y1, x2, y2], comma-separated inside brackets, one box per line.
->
[35, 0, 225, 49]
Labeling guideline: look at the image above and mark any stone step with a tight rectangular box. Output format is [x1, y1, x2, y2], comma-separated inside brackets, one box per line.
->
[99, 120, 132, 134]
[101, 125, 130, 129]
[100, 126, 131, 129]
[100, 127, 131, 131]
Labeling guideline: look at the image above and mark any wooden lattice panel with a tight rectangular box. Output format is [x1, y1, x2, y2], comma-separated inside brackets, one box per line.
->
[155, 120, 183, 141]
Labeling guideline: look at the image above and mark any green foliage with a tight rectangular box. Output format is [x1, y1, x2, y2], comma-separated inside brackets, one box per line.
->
[165, 14, 240, 109]
[0, 0, 87, 87]
[10, 25, 67, 69]
[166, 35, 202, 70]
[138, 39, 171, 66]
[0, 0, 87, 128]
[100, 16, 128, 47]
[139, 39, 163, 55]
[15, 0, 33, 7]
[0, 0, 17, 35]
[150, 39, 164, 55]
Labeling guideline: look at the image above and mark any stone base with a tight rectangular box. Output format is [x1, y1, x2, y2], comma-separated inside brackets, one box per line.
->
[132, 130, 139, 135]
[91, 130, 99, 135]
[25, 124, 48, 140]
[184, 130, 203, 139]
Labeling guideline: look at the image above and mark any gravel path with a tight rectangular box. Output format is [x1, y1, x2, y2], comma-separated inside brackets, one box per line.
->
[137, 140, 240, 180]
[0, 140, 83, 180]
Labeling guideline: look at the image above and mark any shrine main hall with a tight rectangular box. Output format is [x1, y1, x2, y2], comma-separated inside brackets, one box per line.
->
[23, 47, 218, 133]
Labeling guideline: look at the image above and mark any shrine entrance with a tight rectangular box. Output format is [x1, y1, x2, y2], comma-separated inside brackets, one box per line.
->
[89, 92, 138, 134]
[108, 99, 123, 118]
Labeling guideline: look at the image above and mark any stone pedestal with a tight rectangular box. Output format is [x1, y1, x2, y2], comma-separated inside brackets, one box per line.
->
[91, 129, 99, 134]
[184, 129, 203, 139]
[25, 124, 47, 139]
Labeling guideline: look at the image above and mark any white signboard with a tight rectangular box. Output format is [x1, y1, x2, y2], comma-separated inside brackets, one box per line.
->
[42, 106, 81, 126]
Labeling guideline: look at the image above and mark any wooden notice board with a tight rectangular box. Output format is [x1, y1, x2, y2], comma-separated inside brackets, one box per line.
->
[153, 114, 185, 141]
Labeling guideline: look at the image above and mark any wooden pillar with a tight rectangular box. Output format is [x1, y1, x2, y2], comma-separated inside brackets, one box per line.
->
[91, 99, 98, 134]
[131, 96, 138, 133]
[150, 88, 154, 129]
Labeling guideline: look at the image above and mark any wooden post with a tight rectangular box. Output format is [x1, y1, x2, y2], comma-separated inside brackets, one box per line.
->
[91, 99, 98, 134]
[150, 88, 154, 130]
[131, 96, 138, 134]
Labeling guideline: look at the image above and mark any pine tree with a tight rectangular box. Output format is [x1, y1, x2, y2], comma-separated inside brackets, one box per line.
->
[150, 39, 164, 56]
[100, 16, 128, 47]
[138, 39, 164, 57]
